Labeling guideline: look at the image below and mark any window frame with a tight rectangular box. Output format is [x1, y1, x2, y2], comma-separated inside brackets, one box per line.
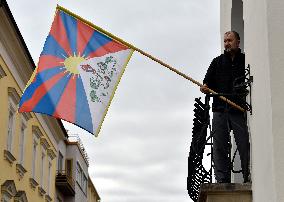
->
[57, 151, 63, 172]
[76, 161, 87, 194]
[47, 157, 52, 195]
[40, 146, 46, 188]
[18, 117, 27, 165]
[7, 97, 16, 152]
[31, 134, 39, 179]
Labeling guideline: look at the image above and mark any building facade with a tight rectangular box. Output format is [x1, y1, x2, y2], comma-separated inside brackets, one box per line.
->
[0, 1, 61, 201]
[220, 0, 284, 201]
[88, 177, 100, 202]
[55, 135, 100, 202]
[0, 1, 100, 201]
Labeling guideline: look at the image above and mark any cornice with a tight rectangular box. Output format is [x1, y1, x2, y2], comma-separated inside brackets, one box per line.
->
[40, 138, 50, 150]
[32, 126, 44, 139]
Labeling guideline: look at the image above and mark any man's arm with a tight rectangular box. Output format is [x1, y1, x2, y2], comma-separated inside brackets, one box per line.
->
[200, 57, 217, 94]
[200, 84, 210, 94]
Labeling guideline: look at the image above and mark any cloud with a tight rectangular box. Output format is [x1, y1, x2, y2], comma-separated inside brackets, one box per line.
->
[7, 0, 220, 201]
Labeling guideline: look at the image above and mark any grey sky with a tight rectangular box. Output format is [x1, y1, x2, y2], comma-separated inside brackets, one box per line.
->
[7, 0, 220, 201]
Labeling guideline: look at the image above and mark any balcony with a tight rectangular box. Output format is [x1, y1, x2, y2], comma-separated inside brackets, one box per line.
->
[55, 170, 75, 196]
[198, 183, 252, 202]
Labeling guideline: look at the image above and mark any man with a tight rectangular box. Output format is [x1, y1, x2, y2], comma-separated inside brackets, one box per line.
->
[200, 31, 250, 183]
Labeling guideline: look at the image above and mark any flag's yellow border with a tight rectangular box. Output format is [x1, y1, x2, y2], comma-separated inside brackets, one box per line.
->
[23, 66, 38, 92]
[56, 5, 136, 50]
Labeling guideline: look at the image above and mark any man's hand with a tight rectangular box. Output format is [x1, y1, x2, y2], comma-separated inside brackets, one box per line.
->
[200, 84, 210, 94]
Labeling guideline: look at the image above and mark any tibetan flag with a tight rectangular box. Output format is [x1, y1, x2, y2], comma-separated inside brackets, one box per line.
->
[19, 7, 134, 136]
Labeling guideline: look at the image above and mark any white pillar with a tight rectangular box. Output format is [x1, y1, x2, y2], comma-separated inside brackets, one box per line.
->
[244, 0, 284, 201]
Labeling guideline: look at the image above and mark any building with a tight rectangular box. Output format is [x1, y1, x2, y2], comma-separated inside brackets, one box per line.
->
[220, 0, 284, 201]
[88, 177, 101, 202]
[0, 0, 100, 201]
[0, 0, 61, 201]
[56, 135, 100, 202]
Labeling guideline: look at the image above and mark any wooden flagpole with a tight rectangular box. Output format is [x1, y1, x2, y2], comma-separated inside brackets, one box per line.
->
[56, 5, 245, 112]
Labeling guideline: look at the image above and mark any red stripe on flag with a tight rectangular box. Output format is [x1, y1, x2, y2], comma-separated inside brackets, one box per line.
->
[50, 11, 72, 56]
[53, 76, 77, 122]
[77, 20, 94, 56]
[20, 72, 66, 112]
[38, 55, 64, 73]
[88, 41, 129, 58]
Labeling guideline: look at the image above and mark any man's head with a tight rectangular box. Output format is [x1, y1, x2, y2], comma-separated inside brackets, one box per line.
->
[224, 31, 240, 53]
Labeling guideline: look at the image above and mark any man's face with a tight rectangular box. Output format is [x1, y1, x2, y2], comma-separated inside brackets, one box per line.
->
[224, 32, 240, 52]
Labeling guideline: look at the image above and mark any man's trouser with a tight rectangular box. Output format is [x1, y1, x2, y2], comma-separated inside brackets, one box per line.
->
[212, 111, 250, 183]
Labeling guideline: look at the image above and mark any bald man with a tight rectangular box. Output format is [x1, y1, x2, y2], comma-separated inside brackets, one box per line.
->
[200, 31, 250, 183]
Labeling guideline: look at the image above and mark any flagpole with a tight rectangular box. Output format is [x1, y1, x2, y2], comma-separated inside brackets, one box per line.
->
[131, 49, 245, 112]
[56, 5, 245, 112]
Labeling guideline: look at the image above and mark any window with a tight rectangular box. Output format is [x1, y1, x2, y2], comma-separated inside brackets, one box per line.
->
[1, 193, 11, 202]
[76, 162, 87, 194]
[19, 119, 27, 165]
[82, 174, 87, 194]
[47, 158, 52, 195]
[40, 148, 46, 187]
[58, 152, 63, 172]
[66, 159, 73, 177]
[76, 162, 82, 184]
[31, 136, 38, 179]
[7, 100, 16, 152]
[1, 180, 17, 202]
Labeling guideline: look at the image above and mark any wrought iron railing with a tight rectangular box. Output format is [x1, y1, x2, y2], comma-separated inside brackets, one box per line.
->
[187, 65, 253, 202]
[187, 96, 211, 202]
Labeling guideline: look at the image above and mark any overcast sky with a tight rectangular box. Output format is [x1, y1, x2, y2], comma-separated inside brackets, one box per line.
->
[7, 1, 220, 201]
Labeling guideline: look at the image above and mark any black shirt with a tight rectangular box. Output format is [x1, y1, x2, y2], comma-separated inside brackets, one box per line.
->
[203, 49, 246, 112]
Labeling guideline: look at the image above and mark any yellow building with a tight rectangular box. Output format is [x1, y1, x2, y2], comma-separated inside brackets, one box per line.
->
[0, 1, 100, 202]
[0, 1, 65, 201]
[88, 175, 100, 202]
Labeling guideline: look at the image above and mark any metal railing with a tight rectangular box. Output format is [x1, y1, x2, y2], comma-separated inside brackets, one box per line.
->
[187, 65, 253, 202]
[56, 170, 75, 188]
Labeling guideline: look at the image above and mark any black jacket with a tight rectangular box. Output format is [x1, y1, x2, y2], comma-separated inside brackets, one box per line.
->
[203, 49, 246, 112]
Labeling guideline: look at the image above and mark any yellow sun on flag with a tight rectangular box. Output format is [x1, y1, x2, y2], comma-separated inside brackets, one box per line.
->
[62, 54, 86, 75]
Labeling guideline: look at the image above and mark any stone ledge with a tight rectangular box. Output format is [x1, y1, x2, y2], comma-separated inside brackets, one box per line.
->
[38, 186, 46, 197]
[4, 149, 16, 165]
[45, 194, 52, 202]
[16, 163, 27, 179]
[29, 178, 39, 190]
[198, 183, 252, 202]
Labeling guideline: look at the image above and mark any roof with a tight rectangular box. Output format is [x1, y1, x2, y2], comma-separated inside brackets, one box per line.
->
[88, 177, 101, 200]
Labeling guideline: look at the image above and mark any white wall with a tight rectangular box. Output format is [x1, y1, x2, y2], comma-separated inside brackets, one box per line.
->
[264, 0, 284, 201]
[66, 144, 88, 202]
[221, 0, 284, 201]
[220, 0, 232, 45]
[244, 0, 276, 201]
[231, 0, 244, 51]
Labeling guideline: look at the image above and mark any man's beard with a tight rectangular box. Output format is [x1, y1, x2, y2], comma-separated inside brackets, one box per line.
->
[225, 47, 231, 52]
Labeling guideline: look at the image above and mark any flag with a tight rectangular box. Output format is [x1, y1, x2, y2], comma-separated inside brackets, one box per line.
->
[19, 8, 134, 136]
